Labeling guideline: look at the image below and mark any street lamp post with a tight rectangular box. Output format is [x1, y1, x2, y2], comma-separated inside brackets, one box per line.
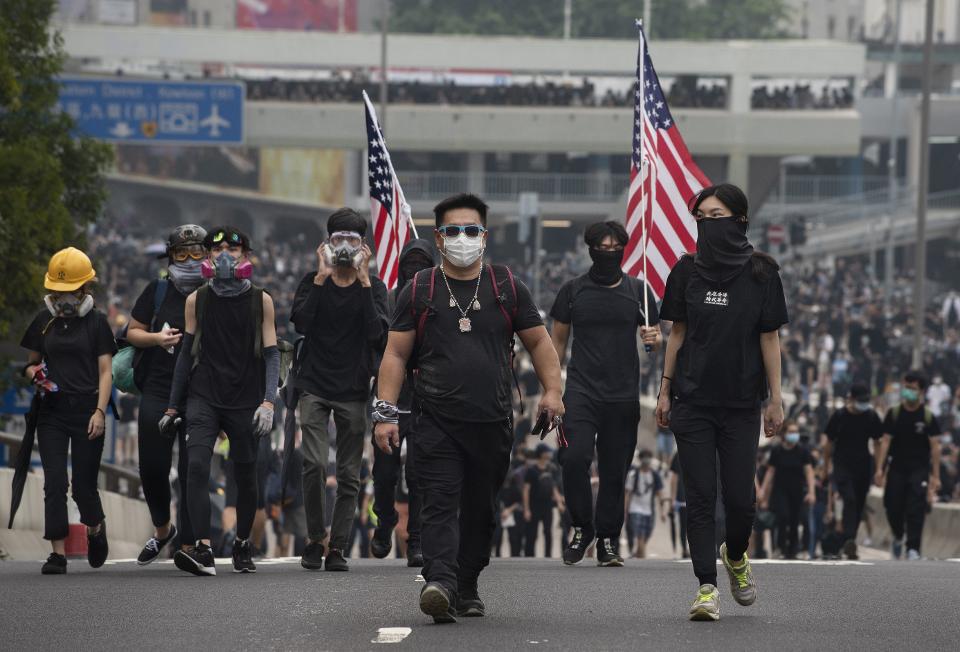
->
[912, 0, 935, 368]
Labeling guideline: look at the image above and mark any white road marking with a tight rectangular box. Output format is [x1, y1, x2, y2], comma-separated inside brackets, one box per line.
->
[414, 574, 424, 582]
[947, 558, 960, 563]
[671, 559, 873, 566]
[372, 627, 412, 644]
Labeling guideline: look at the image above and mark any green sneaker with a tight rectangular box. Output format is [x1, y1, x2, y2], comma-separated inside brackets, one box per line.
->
[720, 542, 757, 606]
[689, 584, 720, 621]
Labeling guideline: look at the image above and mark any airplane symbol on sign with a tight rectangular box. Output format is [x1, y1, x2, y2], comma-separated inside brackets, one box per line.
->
[200, 104, 230, 137]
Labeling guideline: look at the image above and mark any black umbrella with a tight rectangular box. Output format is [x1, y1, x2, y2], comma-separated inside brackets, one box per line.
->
[278, 377, 300, 507]
[8, 394, 39, 529]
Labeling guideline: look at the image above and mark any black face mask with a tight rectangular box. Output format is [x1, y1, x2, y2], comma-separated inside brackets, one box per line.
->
[588, 248, 624, 286]
[398, 254, 433, 287]
[694, 216, 754, 285]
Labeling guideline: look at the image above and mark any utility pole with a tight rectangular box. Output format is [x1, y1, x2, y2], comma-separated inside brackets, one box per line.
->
[884, 0, 902, 311]
[912, 0, 935, 368]
[563, 0, 572, 39]
[643, 0, 651, 37]
[379, 1, 389, 132]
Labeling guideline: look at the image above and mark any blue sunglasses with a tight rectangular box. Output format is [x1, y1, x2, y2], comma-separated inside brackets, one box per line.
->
[437, 224, 486, 238]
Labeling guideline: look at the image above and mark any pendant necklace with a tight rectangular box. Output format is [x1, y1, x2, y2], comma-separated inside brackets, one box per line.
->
[440, 262, 483, 333]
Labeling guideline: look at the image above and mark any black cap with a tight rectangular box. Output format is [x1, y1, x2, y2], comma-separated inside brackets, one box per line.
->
[849, 384, 870, 402]
[203, 225, 251, 251]
[162, 224, 207, 259]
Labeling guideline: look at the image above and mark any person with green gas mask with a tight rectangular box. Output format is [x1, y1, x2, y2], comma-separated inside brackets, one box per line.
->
[873, 371, 942, 560]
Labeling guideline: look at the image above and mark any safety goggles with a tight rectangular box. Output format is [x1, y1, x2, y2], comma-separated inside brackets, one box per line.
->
[171, 244, 206, 262]
[330, 231, 362, 247]
[436, 224, 486, 238]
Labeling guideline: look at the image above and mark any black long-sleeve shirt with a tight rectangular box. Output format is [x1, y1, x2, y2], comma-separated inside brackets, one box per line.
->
[290, 272, 389, 402]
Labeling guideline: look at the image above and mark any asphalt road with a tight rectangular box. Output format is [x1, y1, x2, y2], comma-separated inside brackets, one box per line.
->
[2, 555, 958, 651]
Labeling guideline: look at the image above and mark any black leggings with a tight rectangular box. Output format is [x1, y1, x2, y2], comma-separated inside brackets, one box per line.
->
[187, 448, 258, 542]
[671, 402, 760, 587]
[773, 490, 803, 557]
[138, 393, 193, 543]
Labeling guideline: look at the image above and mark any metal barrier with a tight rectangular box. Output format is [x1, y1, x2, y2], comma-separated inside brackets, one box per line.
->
[0, 431, 143, 500]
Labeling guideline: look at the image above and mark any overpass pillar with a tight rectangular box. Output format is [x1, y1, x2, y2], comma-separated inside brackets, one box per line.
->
[727, 151, 749, 190]
[467, 152, 485, 195]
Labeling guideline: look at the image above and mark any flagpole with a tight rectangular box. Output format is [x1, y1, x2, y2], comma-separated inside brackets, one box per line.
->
[637, 20, 652, 354]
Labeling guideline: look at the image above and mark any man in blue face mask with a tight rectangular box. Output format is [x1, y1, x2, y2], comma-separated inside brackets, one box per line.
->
[820, 384, 883, 560]
[874, 371, 943, 560]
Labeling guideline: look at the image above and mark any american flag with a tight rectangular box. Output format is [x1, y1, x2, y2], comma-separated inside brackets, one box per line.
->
[362, 90, 416, 290]
[623, 21, 711, 299]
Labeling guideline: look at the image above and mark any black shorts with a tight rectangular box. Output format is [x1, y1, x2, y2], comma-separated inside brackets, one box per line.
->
[186, 396, 258, 464]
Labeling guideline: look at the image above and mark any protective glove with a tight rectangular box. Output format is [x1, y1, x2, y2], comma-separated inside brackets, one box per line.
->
[158, 410, 182, 438]
[252, 404, 274, 438]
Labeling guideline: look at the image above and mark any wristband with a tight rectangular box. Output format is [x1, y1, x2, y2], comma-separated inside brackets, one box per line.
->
[21, 362, 37, 378]
[94, 408, 105, 417]
[371, 399, 409, 425]
[661, 376, 672, 383]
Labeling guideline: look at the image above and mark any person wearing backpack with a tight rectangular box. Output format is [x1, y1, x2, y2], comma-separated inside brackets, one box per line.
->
[373, 193, 564, 624]
[159, 226, 280, 576]
[20, 247, 117, 574]
[290, 208, 389, 573]
[370, 238, 434, 566]
[873, 370, 942, 560]
[124, 224, 207, 566]
[550, 220, 660, 567]
[624, 450, 665, 559]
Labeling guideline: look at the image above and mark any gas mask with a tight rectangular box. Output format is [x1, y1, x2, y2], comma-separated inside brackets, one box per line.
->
[441, 233, 485, 268]
[327, 231, 363, 268]
[44, 291, 94, 318]
[202, 250, 253, 280]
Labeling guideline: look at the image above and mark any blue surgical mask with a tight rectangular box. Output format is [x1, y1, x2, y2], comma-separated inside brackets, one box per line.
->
[785, 432, 800, 445]
[901, 388, 920, 403]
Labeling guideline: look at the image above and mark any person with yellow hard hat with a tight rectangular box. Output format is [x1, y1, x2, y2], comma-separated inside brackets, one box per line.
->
[19, 247, 118, 575]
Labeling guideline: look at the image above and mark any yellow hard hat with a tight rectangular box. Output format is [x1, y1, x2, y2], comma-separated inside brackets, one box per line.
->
[44, 247, 96, 292]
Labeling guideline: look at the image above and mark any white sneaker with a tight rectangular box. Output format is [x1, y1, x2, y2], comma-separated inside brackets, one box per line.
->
[689, 584, 720, 621]
[906, 549, 921, 561]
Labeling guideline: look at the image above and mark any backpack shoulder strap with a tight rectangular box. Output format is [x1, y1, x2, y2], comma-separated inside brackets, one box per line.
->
[252, 286, 264, 358]
[892, 404, 900, 421]
[487, 264, 516, 328]
[413, 268, 437, 347]
[568, 275, 590, 309]
[153, 278, 168, 322]
[190, 285, 209, 363]
[924, 407, 933, 426]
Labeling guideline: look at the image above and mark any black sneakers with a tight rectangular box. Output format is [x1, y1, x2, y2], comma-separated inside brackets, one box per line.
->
[596, 537, 624, 567]
[174, 543, 217, 576]
[563, 527, 593, 565]
[325, 548, 349, 572]
[87, 521, 109, 568]
[232, 539, 257, 573]
[420, 583, 457, 624]
[300, 541, 324, 570]
[41, 552, 67, 575]
[137, 524, 178, 566]
[370, 526, 393, 559]
[843, 539, 859, 560]
[456, 588, 485, 618]
[407, 545, 424, 568]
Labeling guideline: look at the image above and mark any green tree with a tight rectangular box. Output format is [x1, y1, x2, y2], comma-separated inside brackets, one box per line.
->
[391, 0, 793, 40]
[0, 0, 112, 337]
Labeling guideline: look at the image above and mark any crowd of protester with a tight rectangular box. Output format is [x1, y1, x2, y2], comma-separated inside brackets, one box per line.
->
[244, 73, 728, 110]
[751, 83, 854, 110]
[77, 218, 959, 560]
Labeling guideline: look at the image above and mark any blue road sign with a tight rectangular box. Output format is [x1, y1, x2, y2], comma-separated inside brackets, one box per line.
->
[1, 387, 33, 415]
[58, 77, 245, 145]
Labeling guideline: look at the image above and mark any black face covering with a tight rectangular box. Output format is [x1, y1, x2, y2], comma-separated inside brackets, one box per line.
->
[694, 216, 754, 285]
[398, 253, 433, 287]
[588, 248, 624, 286]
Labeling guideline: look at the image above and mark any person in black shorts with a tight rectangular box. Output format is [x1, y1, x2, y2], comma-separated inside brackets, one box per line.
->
[20, 248, 117, 574]
[374, 193, 564, 623]
[126, 224, 207, 566]
[550, 220, 660, 566]
[160, 226, 280, 576]
[874, 371, 942, 560]
[371, 238, 434, 566]
[656, 183, 788, 621]
[820, 383, 882, 560]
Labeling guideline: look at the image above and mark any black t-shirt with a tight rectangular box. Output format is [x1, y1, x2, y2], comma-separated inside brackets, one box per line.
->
[524, 463, 558, 512]
[391, 266, 543, 423]
[21, 309, 117, 395]
[190, 288, 264, 410]
[824, 407, 882, 470]
[882, 405, 941, 472]
[131, 279, 188, 399]
[660, 256, 789, 408]
[550, 274, 659, 402]
[769, 444, 812, 496]
[291, 274, 389, 402]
